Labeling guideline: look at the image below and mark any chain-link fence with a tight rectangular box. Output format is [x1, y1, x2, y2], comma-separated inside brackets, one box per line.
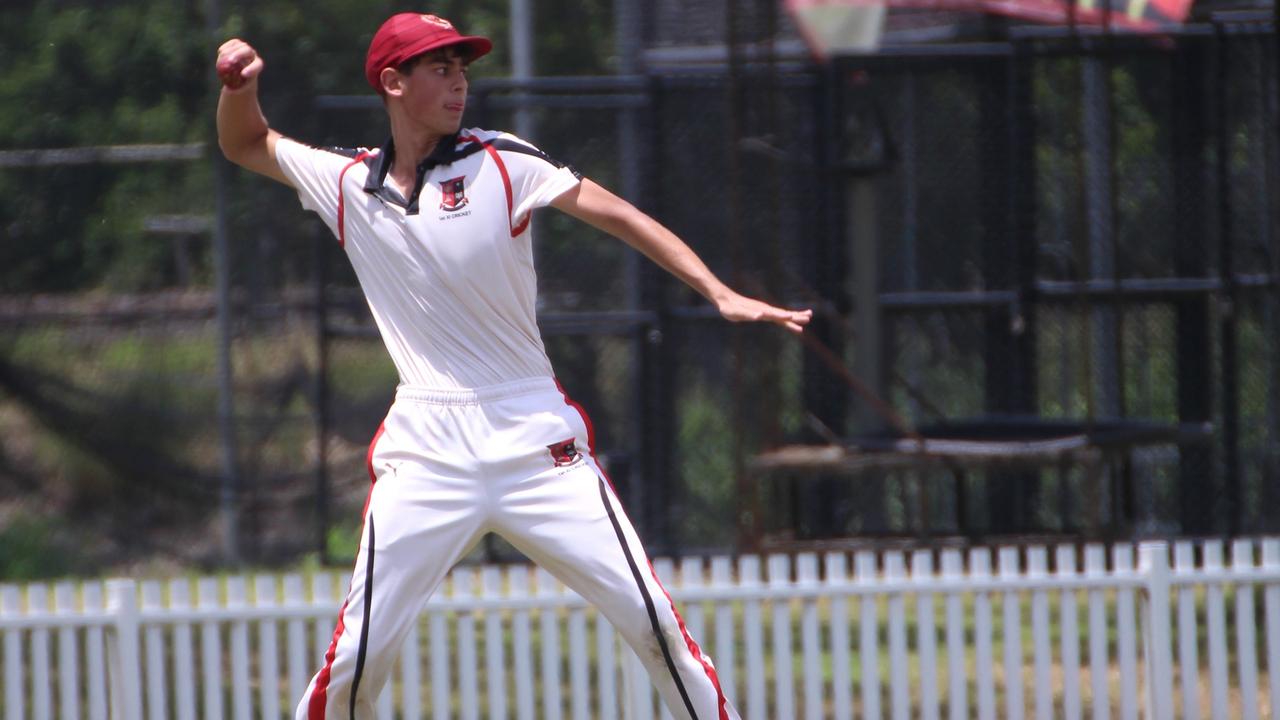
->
[2, 9, 1278, 575]
[782, 15, 1280, 546]
[312, 18, 1280, 557]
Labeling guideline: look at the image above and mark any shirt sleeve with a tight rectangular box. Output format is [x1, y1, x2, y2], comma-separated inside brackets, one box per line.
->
[491, 135, 582, 225]
[273, 137, 364, 233]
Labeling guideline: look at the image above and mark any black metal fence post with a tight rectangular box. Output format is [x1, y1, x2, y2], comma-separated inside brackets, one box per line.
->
[982, 48, 1039, 534]
[313, 221, 331, 564]
[1215, 23, 1241, 536]
[1172, 39, 1217, 535]
[637, 76, 677, 555]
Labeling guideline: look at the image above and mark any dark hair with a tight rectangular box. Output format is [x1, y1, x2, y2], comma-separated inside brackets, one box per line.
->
[395, 45, 472, 76]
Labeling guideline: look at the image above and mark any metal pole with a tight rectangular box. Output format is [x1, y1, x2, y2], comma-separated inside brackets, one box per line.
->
[849, 178, 882, 433]
[204, 0, 241, 564]
[314, 227, 331, 564]
[901, 74, 920, 422]
[615, 0, 643, 309]
[615, 0, 651, 543]
[510, 0, 535, 139]
[1172, 39, 1215, 534]
[1267, 10, 1280, 527]
[1082, 55, 1120, 418]
[1215, 24, 1240, 535]
[727, 0, 753, 550]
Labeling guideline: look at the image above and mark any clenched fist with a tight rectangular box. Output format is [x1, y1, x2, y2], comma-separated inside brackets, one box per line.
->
[216, 39, 264, 91]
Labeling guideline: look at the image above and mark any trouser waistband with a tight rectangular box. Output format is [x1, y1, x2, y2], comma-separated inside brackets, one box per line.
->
[394, 377, 557, 406]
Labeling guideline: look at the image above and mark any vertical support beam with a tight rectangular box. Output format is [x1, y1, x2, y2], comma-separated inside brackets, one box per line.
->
[796, 62, 851, 543]
[900, 71, 921, 420]
[981, 59, 1013, 412]
[1082, 54, 1120, 418]
[833, 61, 887, 436]
[1013, 45, 1040, 523]
[510, 0, 535, 139]
[1011, 45, 1039, 420]
[205, 0, 240, 565]
[637, 77, 675, 554]
[849, 177, 882, 433]
[212, 142, 241, 564]
[313, 223, 331, 564]
[836, 60, 890, 531]
[1214, 24, 1241, 535]
[983, 46, 1039, 533]
[614, 0, 659, 550]
[1172, 39, 1216, 534]
[1267, 18, 1280, 526]
[1269, 0, 1280, 527]
[615, 0, 644, 311]
[746, 1, 786, 466]
[806, 64, 849, 440]
[727, 0, 751, 549]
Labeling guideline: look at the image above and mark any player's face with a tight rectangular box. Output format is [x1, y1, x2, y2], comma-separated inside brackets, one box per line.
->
[397, 49, 469, 135]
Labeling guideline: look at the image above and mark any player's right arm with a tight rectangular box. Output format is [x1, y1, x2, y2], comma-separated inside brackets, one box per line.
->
[215, 39, 291, 187]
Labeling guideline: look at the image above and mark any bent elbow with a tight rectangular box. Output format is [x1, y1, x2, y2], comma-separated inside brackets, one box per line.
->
[218, 134, 249, 164]
[216, 136, 238, 163]
[218, 133, 266, 170]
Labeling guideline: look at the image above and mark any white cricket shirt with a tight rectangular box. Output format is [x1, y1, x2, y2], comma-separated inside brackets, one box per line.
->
[275, 129, 582, 389]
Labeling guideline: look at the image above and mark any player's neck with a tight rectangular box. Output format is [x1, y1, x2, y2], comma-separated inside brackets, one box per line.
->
[388, 117, 449, 187]
[394, 133, 444, 168]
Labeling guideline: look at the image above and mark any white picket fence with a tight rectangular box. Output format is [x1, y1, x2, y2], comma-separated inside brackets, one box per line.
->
[1, 538, 1278, 720]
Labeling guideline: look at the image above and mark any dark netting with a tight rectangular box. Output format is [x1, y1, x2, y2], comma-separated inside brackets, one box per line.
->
[743, 25, 1280, 545]
[3, 2, 1279, 575]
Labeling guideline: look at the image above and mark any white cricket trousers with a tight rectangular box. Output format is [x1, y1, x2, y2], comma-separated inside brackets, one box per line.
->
[297, 377, 738, 720]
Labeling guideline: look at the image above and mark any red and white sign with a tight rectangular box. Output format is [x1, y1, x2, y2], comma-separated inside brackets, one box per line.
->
[787, 0, 1196, 59]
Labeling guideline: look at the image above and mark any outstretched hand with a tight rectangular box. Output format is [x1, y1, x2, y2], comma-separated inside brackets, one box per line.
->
[715, 292, 813, 334]
[216, 39, 265, 92]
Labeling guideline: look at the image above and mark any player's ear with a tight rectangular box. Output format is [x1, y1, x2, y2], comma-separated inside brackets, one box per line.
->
[380, 66, 404, 97]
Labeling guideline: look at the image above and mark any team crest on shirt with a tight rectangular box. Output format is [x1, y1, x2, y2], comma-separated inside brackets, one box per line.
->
[439, 176, 469, 212]
[548, 439, 582, 467]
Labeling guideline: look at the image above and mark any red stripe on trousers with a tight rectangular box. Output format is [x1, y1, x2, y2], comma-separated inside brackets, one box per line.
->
[554, 380, 616, 497]
[555, 381, 729, 719]
[308, 421, 385, 720]
[647, 561, 731, 720]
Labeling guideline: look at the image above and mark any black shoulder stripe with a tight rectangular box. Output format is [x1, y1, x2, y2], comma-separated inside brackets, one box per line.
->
[488, 138, 573, 170]
[449, 141, 488, 164]
[488, 139, 583, 180]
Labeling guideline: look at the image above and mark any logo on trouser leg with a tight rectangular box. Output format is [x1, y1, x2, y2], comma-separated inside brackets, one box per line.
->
[547, 439, 582, 467]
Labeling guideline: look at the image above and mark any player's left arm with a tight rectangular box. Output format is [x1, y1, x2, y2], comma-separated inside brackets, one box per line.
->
[551, 178, 812, 334]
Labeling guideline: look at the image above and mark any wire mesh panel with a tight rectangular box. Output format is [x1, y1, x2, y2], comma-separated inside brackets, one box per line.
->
[784, 25, 1280, 542]
[2, 3, 1280, 583]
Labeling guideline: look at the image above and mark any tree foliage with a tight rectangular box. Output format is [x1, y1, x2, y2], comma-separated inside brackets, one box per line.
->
[0, 0, 613, 293]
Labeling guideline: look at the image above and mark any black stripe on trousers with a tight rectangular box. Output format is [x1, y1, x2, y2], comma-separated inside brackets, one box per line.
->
[349, 516, 376, 719]
[597, 479, 700, 720]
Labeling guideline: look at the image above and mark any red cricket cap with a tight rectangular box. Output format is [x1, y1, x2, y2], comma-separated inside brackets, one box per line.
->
[365, 13, 493, 93]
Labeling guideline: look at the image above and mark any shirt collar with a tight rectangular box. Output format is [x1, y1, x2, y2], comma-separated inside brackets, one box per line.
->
[362, 133, 486, 215]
